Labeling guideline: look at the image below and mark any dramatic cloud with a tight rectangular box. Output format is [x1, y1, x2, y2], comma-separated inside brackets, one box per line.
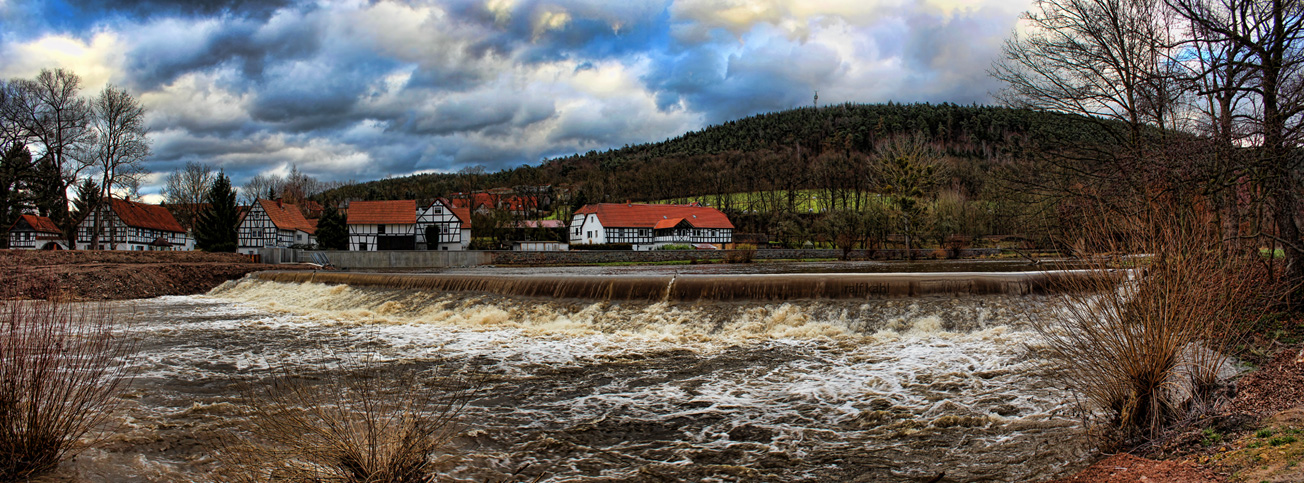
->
[0, 0, 1031, 199]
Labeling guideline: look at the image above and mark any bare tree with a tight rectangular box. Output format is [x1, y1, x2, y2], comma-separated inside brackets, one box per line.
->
[162, 161, 216, 230]
[241, 173, 283, 207]
[993, 0, 1180, 140]
[3, 69, 93, 248]
[1166, 0, 1304, 291]
[84, 85, 150, 250]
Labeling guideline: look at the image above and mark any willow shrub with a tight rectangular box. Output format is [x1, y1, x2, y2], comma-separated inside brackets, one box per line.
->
[1035, 204, 1267, 445]
[0, 278, 134, 480]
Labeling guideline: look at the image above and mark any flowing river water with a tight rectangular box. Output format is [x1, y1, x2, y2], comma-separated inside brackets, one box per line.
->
[59, 268, 1091, 482]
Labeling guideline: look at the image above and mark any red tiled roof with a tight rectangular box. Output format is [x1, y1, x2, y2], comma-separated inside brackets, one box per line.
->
[654, 217, 685, 230]
[429, 199, 474, 230]
[111, 199, 186, 233]
[576, 204, 734, 229]
[10, 214, 61, 234]
[451, 206, 472, 230]
[257, 199, 316, 235]
[347, 200, 416, 225]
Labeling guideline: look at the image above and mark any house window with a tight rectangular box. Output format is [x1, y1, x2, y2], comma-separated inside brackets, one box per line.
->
[378, 225, 386, 235]
[359, 242, 368, 251]
[587, 231, 593, 239]
[434, 207, 442, 214]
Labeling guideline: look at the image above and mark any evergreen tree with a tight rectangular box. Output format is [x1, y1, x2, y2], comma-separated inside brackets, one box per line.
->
[194, 172, 239, 252]
[0, 144, 35, 247]
[314, 203, 348, 250]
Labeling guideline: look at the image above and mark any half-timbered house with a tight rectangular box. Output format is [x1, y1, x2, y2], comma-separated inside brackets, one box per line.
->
[347, 200, 417, 251]
[6, 214, 66, 250]
[416, 198, 472, 250]
[237, 199, 317, 254]
[569, 203, 733, 250]
[76, 198, 193, 251]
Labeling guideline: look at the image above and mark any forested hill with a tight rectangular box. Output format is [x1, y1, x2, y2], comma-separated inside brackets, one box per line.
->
[319, 102, 1115, 206]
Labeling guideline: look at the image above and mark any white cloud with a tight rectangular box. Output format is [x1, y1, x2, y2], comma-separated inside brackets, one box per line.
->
[0, 31, 127, 91]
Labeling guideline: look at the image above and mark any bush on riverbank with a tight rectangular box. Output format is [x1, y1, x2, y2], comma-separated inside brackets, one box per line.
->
[1035, 204, 1271, 446]
[0, 272, 134, 479]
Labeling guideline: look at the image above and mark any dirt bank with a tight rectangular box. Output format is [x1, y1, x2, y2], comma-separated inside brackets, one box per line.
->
[0, 250, 308, 300]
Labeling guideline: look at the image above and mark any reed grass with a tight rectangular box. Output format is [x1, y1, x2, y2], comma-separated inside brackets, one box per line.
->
[0, 274, 134, 480]
[1036, 203, 1267, 444]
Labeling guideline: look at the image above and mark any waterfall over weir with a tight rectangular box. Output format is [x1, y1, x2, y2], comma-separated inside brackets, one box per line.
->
[254, 270, 1105, 301]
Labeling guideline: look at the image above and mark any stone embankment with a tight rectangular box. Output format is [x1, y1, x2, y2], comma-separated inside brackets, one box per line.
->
[0, 250, 297, 300]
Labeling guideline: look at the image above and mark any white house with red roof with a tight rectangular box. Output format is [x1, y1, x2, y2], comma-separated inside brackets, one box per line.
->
[237, 199, 317, 254]
[7, 214, 67, 250]
[347, 200, 417, 251]
[76, 198, 193, 251]
[569, 203, 734, 250]
[416, 198, 472, 250]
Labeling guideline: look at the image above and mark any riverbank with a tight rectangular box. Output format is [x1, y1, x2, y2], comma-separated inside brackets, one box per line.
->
[1049, 337, 1304, 483]
[0, 250, 309, 300]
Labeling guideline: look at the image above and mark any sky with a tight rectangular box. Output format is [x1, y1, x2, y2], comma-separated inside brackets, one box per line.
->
[0, 0, 1033, 202]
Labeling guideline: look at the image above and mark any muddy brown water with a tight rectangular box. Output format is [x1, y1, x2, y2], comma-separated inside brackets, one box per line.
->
[54, 274, 1091, 482]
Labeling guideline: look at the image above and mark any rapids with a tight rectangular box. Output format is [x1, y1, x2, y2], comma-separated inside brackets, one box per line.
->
[61, 277, 1090, 482]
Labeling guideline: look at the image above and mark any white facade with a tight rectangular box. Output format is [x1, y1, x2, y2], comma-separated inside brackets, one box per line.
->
[570, 213, 608, 245]
[6, 231, 67, 250]
[416, 200, 470, 250]
[348, 223, 416, 251]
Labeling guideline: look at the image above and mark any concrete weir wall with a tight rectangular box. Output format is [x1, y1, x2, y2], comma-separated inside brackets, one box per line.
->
[254, 270, 1099, 301]
[260, 247, 490, 269]
[260, 247, 1002, 270]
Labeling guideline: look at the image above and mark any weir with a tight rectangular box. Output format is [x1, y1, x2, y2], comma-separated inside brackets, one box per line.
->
[252, 270, 1109, 302]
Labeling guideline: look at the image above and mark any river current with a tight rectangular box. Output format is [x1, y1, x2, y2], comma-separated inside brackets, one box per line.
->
[58, 276, 1090, 482]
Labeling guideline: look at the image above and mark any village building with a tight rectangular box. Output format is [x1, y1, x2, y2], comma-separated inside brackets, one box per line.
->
[449, 191, 538, 216]
[76, 198, 193, 251]
[347, 200, 417, 251]
[6, 214, 67, 250]
[237, 199, 318, 255]
[569, 203, 734, 251]
[416, 198, 472, 250]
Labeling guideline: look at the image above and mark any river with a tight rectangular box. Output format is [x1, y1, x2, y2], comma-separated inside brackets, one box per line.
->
[58, 268, 1090, 482]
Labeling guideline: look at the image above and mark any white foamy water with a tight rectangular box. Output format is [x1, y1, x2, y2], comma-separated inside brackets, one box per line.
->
[58, 279, 1088, 482]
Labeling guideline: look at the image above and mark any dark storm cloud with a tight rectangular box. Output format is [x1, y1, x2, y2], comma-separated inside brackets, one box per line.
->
[78, 0, 293, 18]
[125, 11, 323, 90]
[398, 94, 557, 136]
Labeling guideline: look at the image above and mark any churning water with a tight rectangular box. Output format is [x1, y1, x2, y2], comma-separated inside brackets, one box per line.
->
[62, 276, 1090, 482]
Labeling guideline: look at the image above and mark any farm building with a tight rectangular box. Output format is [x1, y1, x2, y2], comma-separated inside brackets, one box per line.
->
[76, 198, 193, 251]
[6, 214, 66, 250]
[237, 199, 318, 254]
[347, 200, 417, 251]
[416, 198, 472, 250]
[569, 203, 734, 251]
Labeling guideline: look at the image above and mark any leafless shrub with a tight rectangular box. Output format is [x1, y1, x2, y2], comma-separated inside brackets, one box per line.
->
[725, 244, 757, 264]
[0, 275, 134, 480]
[1035, 202, 1268, 445]
[215, 359, 480, 483]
